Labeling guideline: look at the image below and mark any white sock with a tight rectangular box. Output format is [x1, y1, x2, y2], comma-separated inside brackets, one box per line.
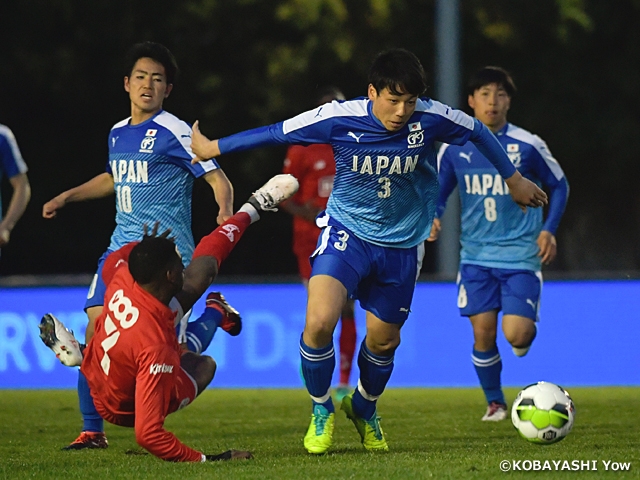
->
[238, 203, 260, 224]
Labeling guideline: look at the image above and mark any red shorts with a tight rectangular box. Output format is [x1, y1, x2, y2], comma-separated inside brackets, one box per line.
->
[94, 367, 198, 428]
[168, 367, 198, 414]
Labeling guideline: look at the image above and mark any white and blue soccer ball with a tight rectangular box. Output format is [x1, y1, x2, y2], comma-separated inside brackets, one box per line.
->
[511, 381, 575, 444]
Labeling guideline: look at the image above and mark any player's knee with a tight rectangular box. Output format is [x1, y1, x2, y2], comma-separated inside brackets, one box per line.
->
[507, 329, 536, 349]
[200, 355, 216, 383]
[367, 337, 400, 356]
[304, 316, 338, 344]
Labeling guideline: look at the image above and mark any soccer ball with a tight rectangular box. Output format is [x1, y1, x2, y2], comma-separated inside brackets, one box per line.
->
[511, 381, 575, 444]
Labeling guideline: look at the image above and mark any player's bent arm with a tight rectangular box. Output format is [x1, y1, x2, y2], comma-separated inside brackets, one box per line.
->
[42, 172, 114, 218]
[135, 347, 204, 462]
[0, 173, 31, 246]
[203, 169, 234, 223]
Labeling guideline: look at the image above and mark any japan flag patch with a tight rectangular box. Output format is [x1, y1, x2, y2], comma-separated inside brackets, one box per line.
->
[408, 122, 422, 132]
[507, 143, 519, 152]
[145, 129, 158, 137]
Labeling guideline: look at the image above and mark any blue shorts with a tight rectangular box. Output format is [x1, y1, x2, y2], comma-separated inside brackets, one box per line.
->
[457, 264, 542, 321]
[310, 215, 422, 324]
[84, 250, 111, 311]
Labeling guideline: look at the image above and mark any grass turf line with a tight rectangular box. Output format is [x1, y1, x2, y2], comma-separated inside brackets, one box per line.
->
[0, 388, 639, 479]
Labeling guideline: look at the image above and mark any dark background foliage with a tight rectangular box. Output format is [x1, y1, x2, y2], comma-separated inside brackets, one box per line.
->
[0, 0, 637, 277]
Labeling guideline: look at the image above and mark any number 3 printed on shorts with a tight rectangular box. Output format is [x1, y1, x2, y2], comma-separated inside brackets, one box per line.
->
[100, 289, 140, 375]
[334, 230, 349, 251]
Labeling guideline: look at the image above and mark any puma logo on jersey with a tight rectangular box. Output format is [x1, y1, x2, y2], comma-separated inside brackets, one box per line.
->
[112, 136, 119, 147]
[459, 151, 473, 163]
[150, 363, 174, 375]
[526, 299, 537, 310]
[347, 132, 364, 142]
[399, 307, 410, 313]
[315, 107, 324, 118]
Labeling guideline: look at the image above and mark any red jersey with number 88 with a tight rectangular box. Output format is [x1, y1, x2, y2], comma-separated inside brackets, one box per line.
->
[82, 267, 202, 462]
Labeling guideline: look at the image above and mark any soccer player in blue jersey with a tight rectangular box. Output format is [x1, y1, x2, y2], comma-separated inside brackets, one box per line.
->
[430, 66, 569, 422]
[0, 124, 30, 253]
[190, 49, 548, 453]
[41, 42, 235, 449]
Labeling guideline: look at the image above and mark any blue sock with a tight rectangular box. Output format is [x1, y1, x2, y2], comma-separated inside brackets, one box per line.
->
[184, 307, 223, 354]
[352, 339, 394, 420]
[78, 371, 103, 433]
[472, 346, 505, 404]
[299, 335, 335, 413]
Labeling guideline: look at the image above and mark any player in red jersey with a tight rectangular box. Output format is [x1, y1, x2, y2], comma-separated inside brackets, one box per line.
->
[50, 174, 298, 462]
[281, 87, 357, 401]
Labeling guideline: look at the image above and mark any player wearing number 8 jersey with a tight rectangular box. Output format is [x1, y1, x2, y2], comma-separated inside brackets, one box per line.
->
[190, 49, 548, 454]
[41, 42, 233, 449]
[431, 66, 569, 422]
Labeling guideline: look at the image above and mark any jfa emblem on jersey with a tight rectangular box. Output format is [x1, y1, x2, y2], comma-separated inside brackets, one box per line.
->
[508, 152, 522, 167]
[139, 136, 156, 153]
[407, 130, 424, 149]
[408, 122, 422, 132]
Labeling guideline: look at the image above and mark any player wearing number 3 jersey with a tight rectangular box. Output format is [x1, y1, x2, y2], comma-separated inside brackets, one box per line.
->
[190, 49, 548, 454]
[432, 67, 569, 422]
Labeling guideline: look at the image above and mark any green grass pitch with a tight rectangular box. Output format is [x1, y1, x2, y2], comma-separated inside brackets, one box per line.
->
[1, 388, 638, 479]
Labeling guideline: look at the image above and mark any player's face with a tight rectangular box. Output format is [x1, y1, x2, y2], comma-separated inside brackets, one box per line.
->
[124, 57, 173, 119]
[368, 85, 418, 132]
[468, 83, 510, 132]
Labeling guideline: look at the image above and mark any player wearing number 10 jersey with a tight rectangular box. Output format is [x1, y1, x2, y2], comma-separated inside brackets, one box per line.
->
[190, 49, 548, 453]
[433, 66, 569, 422]
[41, 42, 233, 450]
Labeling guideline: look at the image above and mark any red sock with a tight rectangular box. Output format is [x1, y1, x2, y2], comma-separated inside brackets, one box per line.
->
[339, 316, 356, 385]
[192, 212, 252, 267]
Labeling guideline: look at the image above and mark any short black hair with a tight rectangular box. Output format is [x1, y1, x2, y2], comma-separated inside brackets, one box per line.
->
[368, 48, 427, 97]
[467, 66, 516, 97]
[129, 236, 180, 285]
[314, 86, 345, 105]
[125, 41, 179, 85]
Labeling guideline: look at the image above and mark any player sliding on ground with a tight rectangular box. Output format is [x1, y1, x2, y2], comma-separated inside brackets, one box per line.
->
[189, 48, 548, 454]
[39, 174, 298, 462]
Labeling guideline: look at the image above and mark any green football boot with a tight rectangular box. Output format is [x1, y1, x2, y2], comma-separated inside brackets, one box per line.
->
[340, 393, 389, 451]
[303, 404, 335, 454]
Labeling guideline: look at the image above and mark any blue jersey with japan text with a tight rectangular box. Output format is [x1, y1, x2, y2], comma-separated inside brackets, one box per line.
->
[106, 110, 219, 265]
[0, 124, 28, 220]
[437, 122, 569, 270]
[219, 98, 516, 248]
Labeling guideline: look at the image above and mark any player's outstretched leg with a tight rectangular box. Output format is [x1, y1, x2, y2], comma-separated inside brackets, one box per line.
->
[300, 335, 336, 454]
[472, 347, 507, 421]
[340, 393, 388, 452]
[38, 314, 83, 367]
[245, 174, 299, 213]
[339, 339, 391, 452]
[184, 292, 242, 353]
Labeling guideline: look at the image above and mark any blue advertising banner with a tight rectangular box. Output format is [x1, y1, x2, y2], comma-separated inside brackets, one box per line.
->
[0, 280, 638, 388]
